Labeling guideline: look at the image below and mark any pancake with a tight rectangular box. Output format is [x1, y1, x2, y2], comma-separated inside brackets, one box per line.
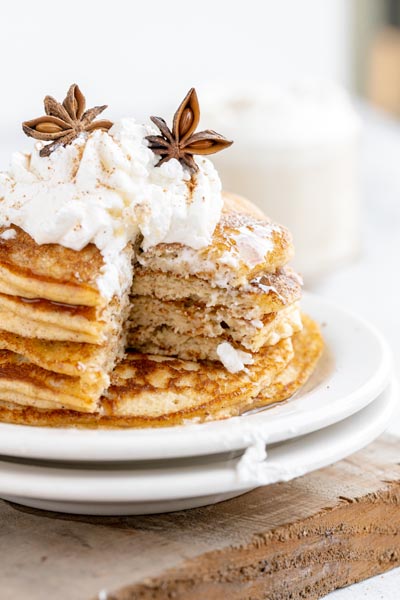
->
[0, 293, 124, 344]
[0, 225, 109, 307]
[0, 329, 123, 380]
[0, 349, 107, 412]
[131, 266, 302, 320]
[127, 313, 302, 362]
[0, 316, 323, 427]
[127, 325, 282, 362]
[128, 298, 302, 354]
[137, 210, 294, 288]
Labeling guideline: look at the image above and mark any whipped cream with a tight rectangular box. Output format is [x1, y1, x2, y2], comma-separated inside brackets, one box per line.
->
[0, 228, 17, 240]
[0, 119, 223, 299]
[217, 342, 254, 374]
[219, 221, 277, 269]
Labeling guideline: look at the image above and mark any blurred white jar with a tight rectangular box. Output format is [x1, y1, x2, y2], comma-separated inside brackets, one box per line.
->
[201, 82, 361, 282]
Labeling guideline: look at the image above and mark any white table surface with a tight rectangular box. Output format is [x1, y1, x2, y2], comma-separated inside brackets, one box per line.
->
[310, 106, 400, 599]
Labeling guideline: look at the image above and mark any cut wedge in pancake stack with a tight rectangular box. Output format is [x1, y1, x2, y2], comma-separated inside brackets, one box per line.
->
[0, 84, 323, 428]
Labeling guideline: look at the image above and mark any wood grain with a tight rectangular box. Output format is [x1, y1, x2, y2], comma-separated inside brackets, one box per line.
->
[0, 435, 399, 600]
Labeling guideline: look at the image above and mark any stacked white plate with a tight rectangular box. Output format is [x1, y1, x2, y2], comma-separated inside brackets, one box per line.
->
[0, 294, 395, 515]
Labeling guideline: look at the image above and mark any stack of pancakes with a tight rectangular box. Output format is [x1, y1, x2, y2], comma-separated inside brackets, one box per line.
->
[0, 194, 323, 427]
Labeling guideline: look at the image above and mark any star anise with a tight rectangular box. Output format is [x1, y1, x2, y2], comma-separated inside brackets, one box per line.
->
[22, 84, 113, 157]
[146, 88, 233, 171]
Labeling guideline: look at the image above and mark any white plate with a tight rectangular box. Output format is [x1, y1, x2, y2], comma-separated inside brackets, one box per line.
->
[0, 293, 393, 462]
[0, 380, 397, 515]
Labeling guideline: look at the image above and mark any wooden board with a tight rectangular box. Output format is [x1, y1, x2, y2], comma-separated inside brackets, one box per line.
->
[1, 435, 400, 600]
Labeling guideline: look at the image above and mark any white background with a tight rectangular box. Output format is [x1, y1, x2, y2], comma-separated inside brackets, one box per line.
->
[0, 0, 351, 159]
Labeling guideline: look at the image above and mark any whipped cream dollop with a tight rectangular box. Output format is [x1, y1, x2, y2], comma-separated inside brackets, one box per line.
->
[0, 119, 223, 298]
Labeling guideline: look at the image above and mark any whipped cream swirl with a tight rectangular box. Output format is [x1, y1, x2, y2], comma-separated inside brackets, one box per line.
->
[0, 119, 223, 298]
